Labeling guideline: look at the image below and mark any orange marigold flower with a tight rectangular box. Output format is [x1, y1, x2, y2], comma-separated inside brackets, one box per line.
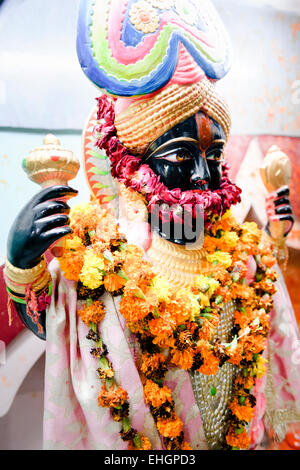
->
[59, 248, 85, 281]
[226, 426, 251, 449]
[78, 300, 105, 326]
[207, 264, 230, 284]
[141, 353, 166, 374]
[104, 273, 127, 293]
[234, 309, 255, 330]
[240, 222, 261, 246]
[210, 211, 237, 235]
[97, 384, 128, 408]
[197, 350, 219, 375]
[241, 334, 267, 362]
[120, 285, 158, 322]
[203, 236, 219, 253]
[170, 348, 195, 371]
[228, 397, 255, 423]
[126, 318, 152, 336]
[149, 310, 177, 340]
[156, 416, 183, 438]
[261, 254, 276, 268]
[144, 380, 172, 408]
[70, 203, 102, 238]
[198, 317, 216, 341]
[235, 374, 255, 390]
[153, 335, 176, 349]
[227, 343, 244, 367]
[230, 283, 253, 301]
[181, 441, 193, 450]
[128, 436, 152, 450]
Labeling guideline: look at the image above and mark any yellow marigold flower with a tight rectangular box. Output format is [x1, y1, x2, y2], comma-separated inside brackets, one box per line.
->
[240, 222, 261, 245]
[198, 293, 210, 308]
[65, 235, 84, 251]
[251, 355, 268, 378]
[206, 251, 232, 269]
[151, 276, 172, 301]
[194, 275, 220, 298]
[175, 289, 200, 320]
[79, 249, 105, 289]
[221, 231, 239, 250]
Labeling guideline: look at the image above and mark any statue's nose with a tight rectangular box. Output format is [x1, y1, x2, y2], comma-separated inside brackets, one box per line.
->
[190, 153, 210, 190]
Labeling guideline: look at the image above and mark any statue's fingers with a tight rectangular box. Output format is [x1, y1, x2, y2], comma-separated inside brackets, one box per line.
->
[35, 214, 70, 233]
[40, 226, 73, 246]
[277, 215, 294, 236]
[34, 200, 71, 219]
[32, 185, 78, 205]
[275, 205, 293, 216]
[275, 185, 290, 198]
[273, 196, 290, 208]
[266, 185, 290, 202]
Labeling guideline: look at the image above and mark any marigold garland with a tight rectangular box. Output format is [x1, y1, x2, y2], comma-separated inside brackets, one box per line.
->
[58, 201, 278, 450]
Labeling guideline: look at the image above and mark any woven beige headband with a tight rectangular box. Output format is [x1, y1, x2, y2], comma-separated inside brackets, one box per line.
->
[115, 77, 231, 154]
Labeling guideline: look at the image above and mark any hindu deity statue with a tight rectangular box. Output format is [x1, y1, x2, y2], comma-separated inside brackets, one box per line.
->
[4, 0, 300, 451]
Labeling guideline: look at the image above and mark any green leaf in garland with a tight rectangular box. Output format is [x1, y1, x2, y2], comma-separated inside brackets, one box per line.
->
[134, 288, 146, 300]
[231, 272, 240, 282]
[99, 357, 109, 370]
[105, 378, 114, 390]
[215, 295, 223, 305]
[87, 150, 108, 160]
[133, 433, 142, 449]
[235, 426, 244, 435]
[104, 250, 114, 263]
[117, 269, 128, 281]
[200, 312, 213, 319]
[153, 307, 160, 319]
[122, 417, 131, 433]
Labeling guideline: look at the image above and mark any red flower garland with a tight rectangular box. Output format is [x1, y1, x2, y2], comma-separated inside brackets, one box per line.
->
[93, 95, 242, 228]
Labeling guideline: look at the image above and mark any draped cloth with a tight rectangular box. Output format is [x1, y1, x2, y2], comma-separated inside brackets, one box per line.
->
[43, 259, 207, 450]
[43, 258, 300, 450]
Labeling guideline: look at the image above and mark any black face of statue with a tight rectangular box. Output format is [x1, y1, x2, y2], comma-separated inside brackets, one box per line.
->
[143, 111, 226, 245]
[143, 111, 226, 192]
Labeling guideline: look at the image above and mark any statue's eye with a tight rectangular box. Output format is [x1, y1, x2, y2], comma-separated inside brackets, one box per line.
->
[156, 148, 192, 163]
[206, 148, 223, 161]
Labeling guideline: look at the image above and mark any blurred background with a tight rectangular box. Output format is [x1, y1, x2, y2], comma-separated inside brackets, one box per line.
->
[0, 0, 299, 450]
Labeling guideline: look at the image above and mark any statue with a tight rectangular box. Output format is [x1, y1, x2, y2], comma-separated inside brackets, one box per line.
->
[4, 0, 300, 450]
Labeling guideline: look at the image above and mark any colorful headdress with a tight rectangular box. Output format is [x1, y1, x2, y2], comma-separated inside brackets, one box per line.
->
[77, 0, 232, 150]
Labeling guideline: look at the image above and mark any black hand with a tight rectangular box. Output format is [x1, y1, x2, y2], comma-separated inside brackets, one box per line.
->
[7, 185, 78, 269]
